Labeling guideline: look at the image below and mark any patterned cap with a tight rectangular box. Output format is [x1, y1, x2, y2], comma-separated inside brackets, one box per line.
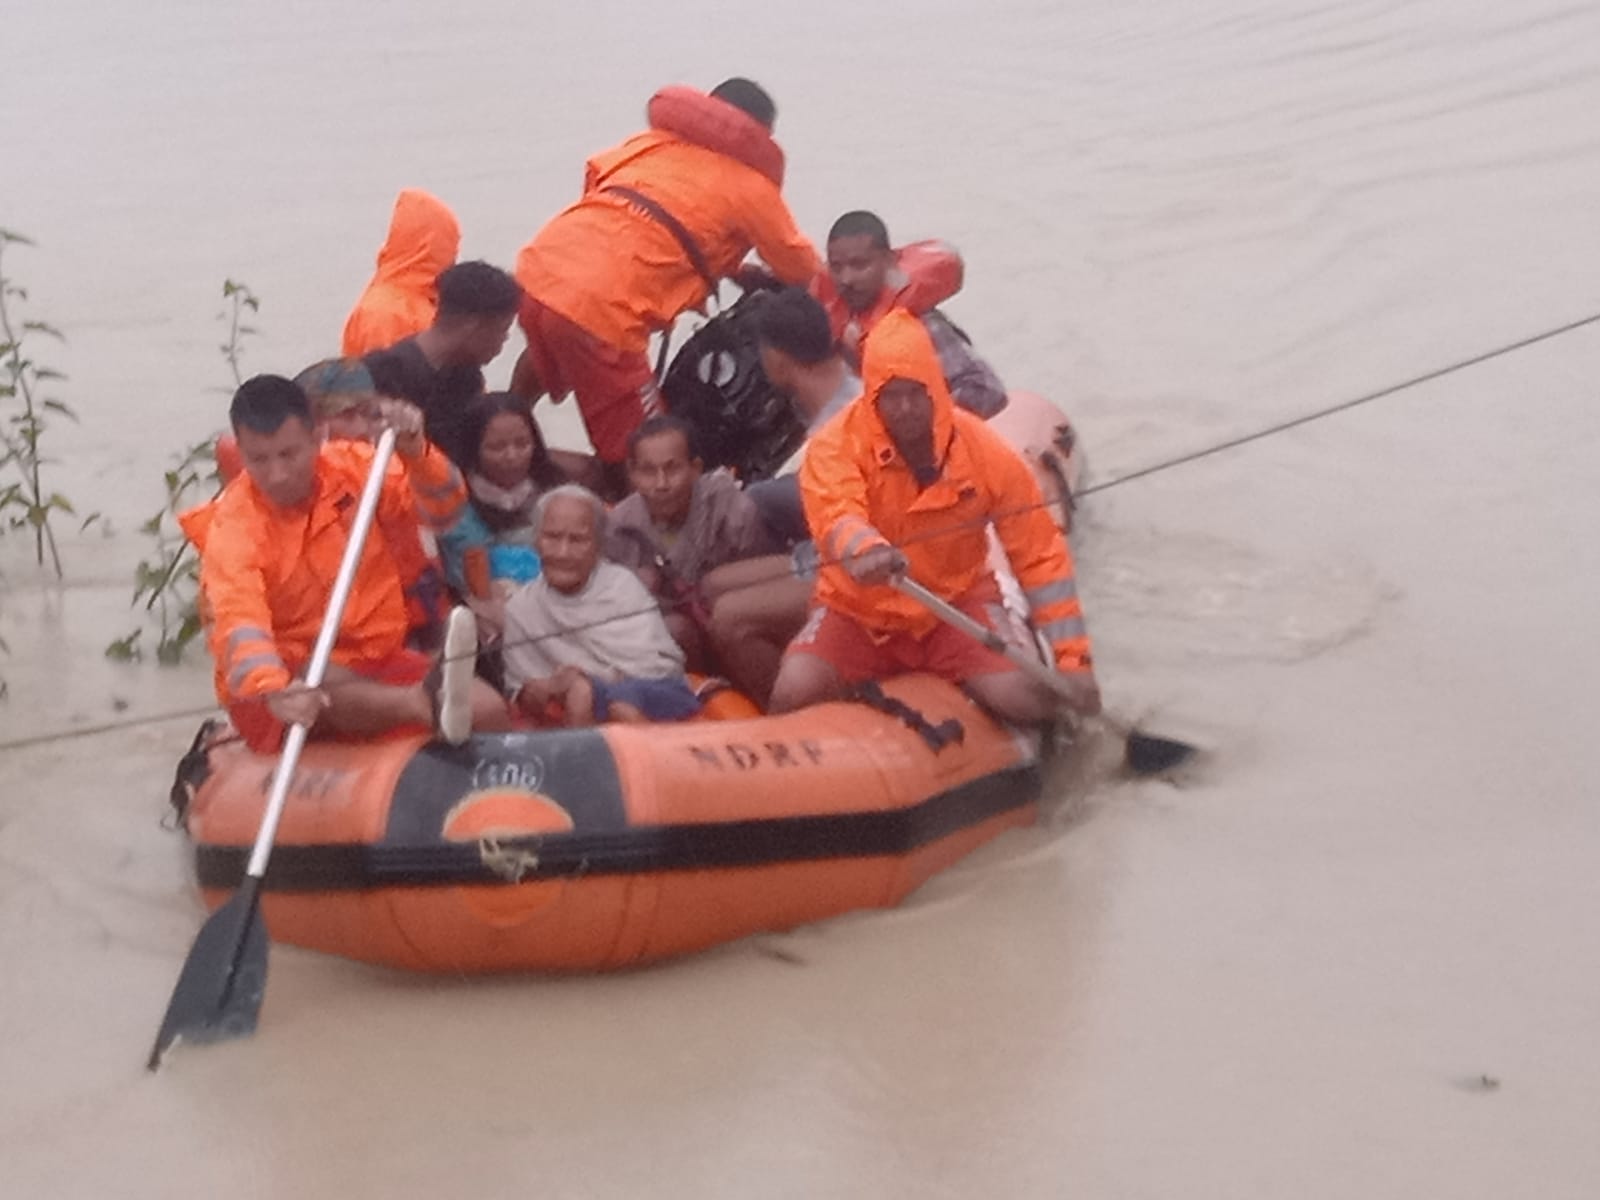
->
[293, 357, 379, 420]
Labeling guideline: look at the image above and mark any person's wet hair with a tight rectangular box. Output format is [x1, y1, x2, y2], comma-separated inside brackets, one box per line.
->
[230, 374, 312, 434]
[626, 414, 699, 464]
[710, 77, 777, 128]
[827, 210, 891, 250]
[460, 392, 566, 489]
[753, 287, 836, 366]
[435, 260, 523, 320]
[534, 483, 608, 540]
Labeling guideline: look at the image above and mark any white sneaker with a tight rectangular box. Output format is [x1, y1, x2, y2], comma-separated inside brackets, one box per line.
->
[427, 606, 476, 746]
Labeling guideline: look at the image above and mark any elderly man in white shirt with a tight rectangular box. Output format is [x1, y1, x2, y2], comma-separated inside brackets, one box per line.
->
[502, 484, 702, 726]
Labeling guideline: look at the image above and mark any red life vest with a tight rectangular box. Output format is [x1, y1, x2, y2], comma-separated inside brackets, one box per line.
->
[645, 85, 785, 186]
[811, 240, 965, 360]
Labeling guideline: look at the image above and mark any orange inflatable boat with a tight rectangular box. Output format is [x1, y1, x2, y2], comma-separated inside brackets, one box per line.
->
[173, 675, 1044, 973]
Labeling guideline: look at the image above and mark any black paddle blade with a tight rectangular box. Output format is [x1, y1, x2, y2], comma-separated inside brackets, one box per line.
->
[146, 877, 270, 1071]
[1124, 730, 1198, 775]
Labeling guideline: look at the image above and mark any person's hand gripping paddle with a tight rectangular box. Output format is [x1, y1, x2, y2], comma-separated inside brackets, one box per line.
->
[890, 574, 1197, 774]
[147, 428, 398, 1070]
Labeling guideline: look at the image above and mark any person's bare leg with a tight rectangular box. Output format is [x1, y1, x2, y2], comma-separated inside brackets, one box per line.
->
[595, 460, 630, 503]
[561, 674, 597, 727]
[707, 574, 811, 708]
[699, 555, 794, 606]
[664, 611, 709, 674]
[549, 449, 605, 491]
[961, 670, 1056, 727]
[509, 347, 544, 401]
[469, 680, 513, 731]
[607, 701, 648, 725]
[767, 652, 848, 714]
[318, 665, 431, 736]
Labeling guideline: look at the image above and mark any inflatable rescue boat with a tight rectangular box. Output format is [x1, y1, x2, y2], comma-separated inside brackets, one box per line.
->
[174, 293, 1085, 973]
[173, 675, 1044, 972]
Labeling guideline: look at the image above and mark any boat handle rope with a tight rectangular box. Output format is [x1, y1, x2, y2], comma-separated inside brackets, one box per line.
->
[5, 306, 1597, 754]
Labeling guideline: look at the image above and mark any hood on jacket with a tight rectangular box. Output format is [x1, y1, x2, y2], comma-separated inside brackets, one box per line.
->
[858, 309, 957, 468]
[372, 189, 460, 290]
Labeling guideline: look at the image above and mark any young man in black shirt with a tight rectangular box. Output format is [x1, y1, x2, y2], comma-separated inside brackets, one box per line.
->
[364, 260, 522, 464]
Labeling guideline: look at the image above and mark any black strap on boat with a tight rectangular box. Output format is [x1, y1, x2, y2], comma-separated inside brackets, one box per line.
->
[166, 718, 227, 831]
[847, 680, 965, 753]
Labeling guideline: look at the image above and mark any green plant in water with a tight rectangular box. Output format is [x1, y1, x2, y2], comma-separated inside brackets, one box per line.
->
[106, 279, 260, 664]
[0, 229, 98, 577]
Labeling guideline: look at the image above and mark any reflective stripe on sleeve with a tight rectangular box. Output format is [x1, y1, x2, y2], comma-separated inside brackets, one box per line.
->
[1024, 578, 1078, 609]
[223, 626, 274, 658]
[1036, 616, 1088, 644]
[227, 651, 287, 694]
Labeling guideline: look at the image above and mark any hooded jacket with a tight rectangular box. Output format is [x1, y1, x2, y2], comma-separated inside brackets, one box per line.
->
[180, 439, 466, 707]
[515, 87, 820, 356]
[341, 190, 461, 356]
[799, 310, 1092, 673]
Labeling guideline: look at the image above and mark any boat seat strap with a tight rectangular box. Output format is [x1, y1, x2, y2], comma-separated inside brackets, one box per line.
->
[847, 680, 965, 753]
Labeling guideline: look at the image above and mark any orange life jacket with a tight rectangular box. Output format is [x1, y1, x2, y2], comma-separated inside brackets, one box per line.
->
[211, 433, 448, 644]
[811, 239, 965, 361]
[184, 440, 465, 705]
[799, 311, 1092, 673]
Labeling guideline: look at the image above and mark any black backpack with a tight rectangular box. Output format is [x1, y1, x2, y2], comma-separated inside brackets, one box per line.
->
[659, 292, 806, 483]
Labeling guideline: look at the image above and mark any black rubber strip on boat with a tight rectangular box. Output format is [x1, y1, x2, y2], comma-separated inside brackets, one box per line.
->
[192, 762, 1042, 892]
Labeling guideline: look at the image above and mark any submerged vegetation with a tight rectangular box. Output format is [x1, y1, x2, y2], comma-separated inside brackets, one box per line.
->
[0, 230, 98, 575]
[105, 280, 259, 665]
[1, 229, 101, 699]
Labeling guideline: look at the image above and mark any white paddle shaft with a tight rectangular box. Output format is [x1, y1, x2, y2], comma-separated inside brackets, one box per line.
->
[244, 429, 398, 878]
[890, 574, 1076, 703]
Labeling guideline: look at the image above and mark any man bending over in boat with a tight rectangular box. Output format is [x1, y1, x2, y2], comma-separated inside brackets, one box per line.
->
[768, 310, 1100, 725]
[815, 210, 1006, 419]
[605, 415, 771, 654]
[503, 485, 701, 727]
[191, 374, 510, 753]
[364, 260, 524, 467]
[509, 77, 821, 499]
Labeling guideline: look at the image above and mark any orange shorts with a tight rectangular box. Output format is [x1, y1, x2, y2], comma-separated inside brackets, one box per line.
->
[228, 648, 432, 755]
[518, 295, 664, 463]
[784, 579, 1023, 686]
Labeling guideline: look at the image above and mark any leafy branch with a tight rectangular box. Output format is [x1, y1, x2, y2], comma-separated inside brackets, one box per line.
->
[0, 228, 98, 577]
[105, 279, 260, 664]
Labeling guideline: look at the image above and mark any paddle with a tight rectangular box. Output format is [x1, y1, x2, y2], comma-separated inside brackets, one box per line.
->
[889, 574, 1197, 774]
[147, 428, 399, 1070]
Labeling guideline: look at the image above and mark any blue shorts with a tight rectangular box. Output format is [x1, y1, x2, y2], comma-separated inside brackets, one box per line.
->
[590, 675, 702, 722]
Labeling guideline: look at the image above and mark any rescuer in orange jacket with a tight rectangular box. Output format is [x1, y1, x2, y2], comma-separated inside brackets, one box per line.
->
[769, 310, 1100, 724]
[210, 357, 451, 650]
[510, 78, 821, 493]
[184, 375, 510, 753]
[341, 189, 462, 356]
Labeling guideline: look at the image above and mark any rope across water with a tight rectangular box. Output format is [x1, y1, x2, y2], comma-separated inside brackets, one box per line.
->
[5, 308, 1597, 754]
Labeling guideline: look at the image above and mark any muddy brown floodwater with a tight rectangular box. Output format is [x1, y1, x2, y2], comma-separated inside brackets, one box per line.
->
[2, 1, 1598, 1196]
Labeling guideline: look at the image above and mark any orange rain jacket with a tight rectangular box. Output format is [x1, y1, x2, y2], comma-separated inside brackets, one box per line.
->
[341, 189, 461, 356]
[810, 239, 964, 355]
[515, 86, 821, 356]
[209, 432, 448, 644]
[799, 310, 1093, 673]
[180, 440, 466, 707]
